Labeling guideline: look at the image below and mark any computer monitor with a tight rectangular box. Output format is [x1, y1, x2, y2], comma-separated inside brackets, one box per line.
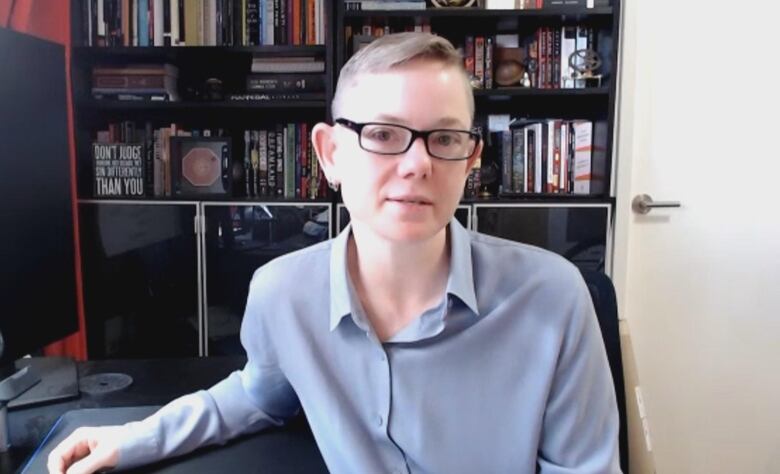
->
[0, 28, 80, 406]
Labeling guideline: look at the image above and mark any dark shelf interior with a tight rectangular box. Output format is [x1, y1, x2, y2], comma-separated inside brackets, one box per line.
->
[343, 6, 613, 18]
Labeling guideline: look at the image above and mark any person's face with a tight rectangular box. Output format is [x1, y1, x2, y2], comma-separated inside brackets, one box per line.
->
[317, 60, 481, 244]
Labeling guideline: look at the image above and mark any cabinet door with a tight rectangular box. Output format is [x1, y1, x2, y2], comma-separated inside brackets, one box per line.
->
[474, 204, 611, 273]
[202, 203, 331, 356]
[336, 204, 471, 232]
[79, 202, 200, 358]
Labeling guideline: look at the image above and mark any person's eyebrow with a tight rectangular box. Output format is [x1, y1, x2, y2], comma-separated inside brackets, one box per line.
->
[373, 114, 468, 129]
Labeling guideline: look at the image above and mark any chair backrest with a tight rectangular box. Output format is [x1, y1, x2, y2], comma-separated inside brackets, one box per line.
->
[579, 270, 629, 473]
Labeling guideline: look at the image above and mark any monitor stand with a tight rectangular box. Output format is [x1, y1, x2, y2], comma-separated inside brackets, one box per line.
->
[0, 357, 79, 452]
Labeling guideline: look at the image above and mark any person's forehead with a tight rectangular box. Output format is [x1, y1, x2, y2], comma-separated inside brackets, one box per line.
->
[342, 64, 471, 126]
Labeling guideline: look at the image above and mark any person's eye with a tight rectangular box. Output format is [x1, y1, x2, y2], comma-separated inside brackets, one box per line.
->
[435, 133, 461, 146]
[366, 127, 398, 142]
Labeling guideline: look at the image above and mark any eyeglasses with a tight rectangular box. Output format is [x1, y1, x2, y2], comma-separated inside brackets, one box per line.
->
[334, 118, 480, 161]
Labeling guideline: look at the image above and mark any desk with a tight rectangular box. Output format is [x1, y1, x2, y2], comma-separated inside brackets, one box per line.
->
[3, 357, 327, 473]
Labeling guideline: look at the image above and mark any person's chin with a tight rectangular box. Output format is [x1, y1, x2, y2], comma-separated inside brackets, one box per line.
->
[376, 218, 446, 244]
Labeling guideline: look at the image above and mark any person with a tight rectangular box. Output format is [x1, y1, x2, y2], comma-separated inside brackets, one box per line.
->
[48, 32, 620, 474]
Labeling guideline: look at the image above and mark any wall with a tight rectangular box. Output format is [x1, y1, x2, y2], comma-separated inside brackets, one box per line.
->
[1, 0, 88, 360]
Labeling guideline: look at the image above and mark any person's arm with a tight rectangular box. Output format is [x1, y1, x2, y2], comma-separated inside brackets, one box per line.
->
[48, 268, 299, 474]
[537, 273, 622, 474]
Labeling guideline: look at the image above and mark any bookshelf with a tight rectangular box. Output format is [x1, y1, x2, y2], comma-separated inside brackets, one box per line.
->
[335, 0, 621, 272]
[336, 0, 620, 200]
[68, 0, 621, 358]
[69, 0, 336, 359]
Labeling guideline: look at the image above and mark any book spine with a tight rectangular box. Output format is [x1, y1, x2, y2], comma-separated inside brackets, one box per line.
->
[573, 120, 593, 194]
[137, 0, 148, 46]
[268, 127, 277, 194]
[284, 123, 294, 198]
[501, 130, 512, 193]
[553, 28, 561, 89]
[122, 0, 130, 46]
[484, 36, 494, 90]
[265, 0, 275, 44]
[153, 128, 163, 196]
[214, 0, 221, 45]
[297, 123, 305, 198]
[464, 36, 475, 86]
[132, 0, 139, 46]
[259, 130, 269, 196]
[475, 36, 485, 88]
[246, 74, 325, 92]
[560, 120, 569, 192]
[292, 0, 301, 45]
[143, 122, 154, 195]
[170, 0, 179, 45]
[533, 124, 543, 192]
[524, 128, 532, 193]
[244, 130, 252, 196]
[152, 0, 163, 45]
[309, 142, 317, 199]
[511, 127, 524, 193]
[246, 1, 259, 45]
[305, 0, 315, 45]
[162, 0, 172, 45]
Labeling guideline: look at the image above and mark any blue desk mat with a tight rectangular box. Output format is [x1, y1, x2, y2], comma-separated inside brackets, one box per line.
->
[22, 406, 328, 473]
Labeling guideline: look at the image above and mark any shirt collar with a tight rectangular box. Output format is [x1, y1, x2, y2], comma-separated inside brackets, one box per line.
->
[329, 219, 480, 332]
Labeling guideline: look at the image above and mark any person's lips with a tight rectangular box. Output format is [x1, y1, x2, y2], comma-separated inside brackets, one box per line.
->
[387, 195, 433, 205]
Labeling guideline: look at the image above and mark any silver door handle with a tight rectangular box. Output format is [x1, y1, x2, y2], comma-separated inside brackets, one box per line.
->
[632, 194, 681, 215]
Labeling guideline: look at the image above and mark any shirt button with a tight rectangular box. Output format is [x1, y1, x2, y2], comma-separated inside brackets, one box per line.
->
[379, 353, 386, 362]
[376, 415, 384, 426]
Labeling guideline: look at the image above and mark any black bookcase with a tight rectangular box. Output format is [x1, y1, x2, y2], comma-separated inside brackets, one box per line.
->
[336, 3, 620, 200]
[69, 0, 621, 357]
[69, 0, 336, 358]
[335, 2, 621, 271]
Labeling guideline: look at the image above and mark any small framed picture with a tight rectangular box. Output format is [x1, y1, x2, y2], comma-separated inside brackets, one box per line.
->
[170, 137, 231, 197]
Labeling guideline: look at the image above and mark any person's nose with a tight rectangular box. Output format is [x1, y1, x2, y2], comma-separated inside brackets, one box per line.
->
[397, 136, 433, 179]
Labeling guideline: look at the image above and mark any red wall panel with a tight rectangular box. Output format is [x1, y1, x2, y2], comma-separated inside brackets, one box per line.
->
[2, 0, 88, 360]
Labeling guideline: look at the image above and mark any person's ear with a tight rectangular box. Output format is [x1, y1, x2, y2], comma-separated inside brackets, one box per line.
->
[311, 122, 339, 187]
[465, 139, 484, 175]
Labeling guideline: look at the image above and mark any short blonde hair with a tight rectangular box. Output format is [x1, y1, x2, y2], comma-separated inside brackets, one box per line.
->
[331, 32, 475, 123]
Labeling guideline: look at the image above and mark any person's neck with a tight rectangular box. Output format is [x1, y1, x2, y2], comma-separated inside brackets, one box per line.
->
[347, 224, 450, 341]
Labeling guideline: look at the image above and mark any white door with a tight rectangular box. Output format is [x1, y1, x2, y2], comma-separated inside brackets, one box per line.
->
[612, 0, 780, 473]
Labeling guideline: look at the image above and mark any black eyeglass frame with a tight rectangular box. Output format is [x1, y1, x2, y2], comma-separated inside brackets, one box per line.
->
[334, 118, 481, 161]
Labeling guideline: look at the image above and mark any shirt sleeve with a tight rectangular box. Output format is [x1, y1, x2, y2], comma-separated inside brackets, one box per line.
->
[537, 272, 622, 474]
[114, 268, 300, 470]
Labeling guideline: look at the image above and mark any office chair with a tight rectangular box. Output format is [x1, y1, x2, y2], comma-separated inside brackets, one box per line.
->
[580, 270, 629, 473]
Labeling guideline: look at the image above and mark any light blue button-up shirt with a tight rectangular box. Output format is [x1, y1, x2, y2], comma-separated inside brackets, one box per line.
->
[118, 219, 621, 473]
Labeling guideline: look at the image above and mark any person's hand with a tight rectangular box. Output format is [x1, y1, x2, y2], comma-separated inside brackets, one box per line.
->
[47, 425, 124, 474]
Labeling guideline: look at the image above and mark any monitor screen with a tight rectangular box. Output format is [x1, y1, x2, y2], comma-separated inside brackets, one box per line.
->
[0, 27, 79, 367]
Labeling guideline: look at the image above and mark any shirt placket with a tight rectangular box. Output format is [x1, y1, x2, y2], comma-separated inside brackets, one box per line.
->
[367, 331, 409, 474]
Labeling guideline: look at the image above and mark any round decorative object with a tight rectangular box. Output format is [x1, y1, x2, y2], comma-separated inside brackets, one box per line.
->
[569, 48, 602, 77]
[79, 373, 133, 395]
[430, 0, 475, 7]
[495, 61, 524, 86]
[182, 147, 220, 187]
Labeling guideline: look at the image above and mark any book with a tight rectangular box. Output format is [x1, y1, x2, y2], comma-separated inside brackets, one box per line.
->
[344, 1, 426, 10]
[92, 63, 179, 77]
[246, 74, 325, 92]
[93, 74, 177, 90]
[572, 120, 593, 194]
[93, 142, 145, 198]
[92, 92, 176, 101]
[250, 58, 325, 73]
[227, 92, 323, 101]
